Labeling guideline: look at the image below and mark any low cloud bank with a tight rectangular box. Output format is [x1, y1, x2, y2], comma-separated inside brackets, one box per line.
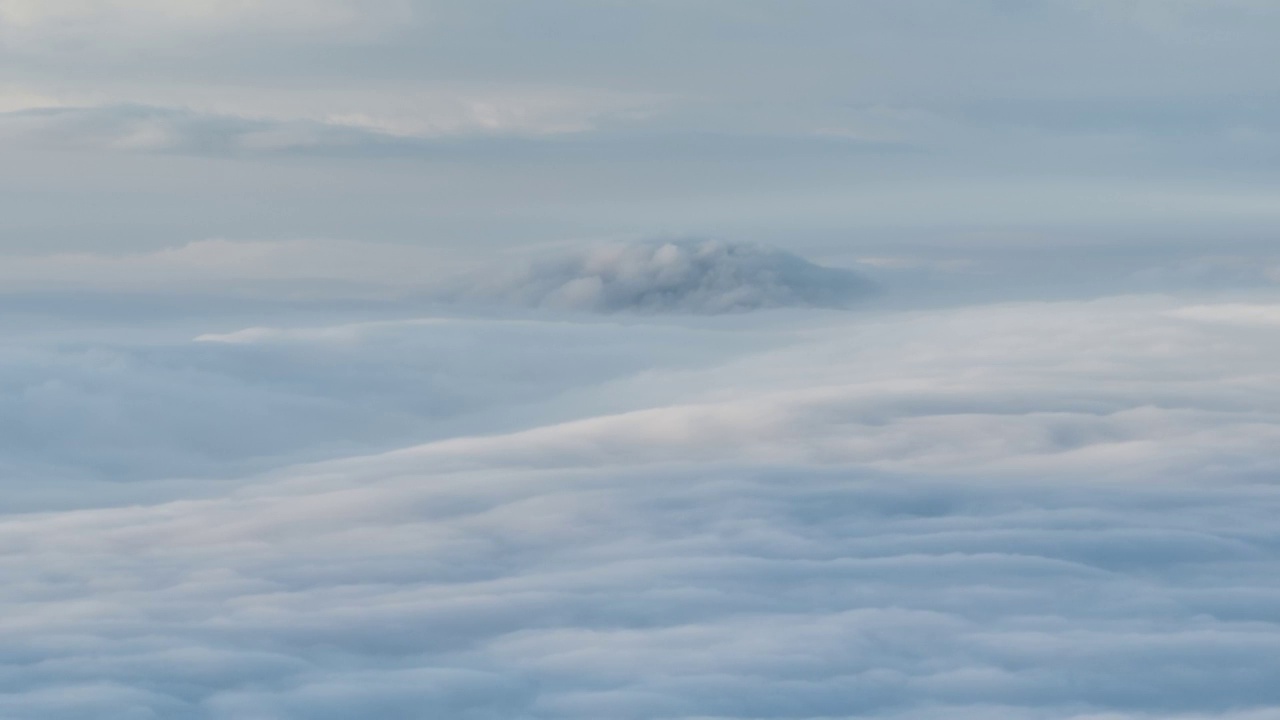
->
[0, 238, 457, 298]
[2, 295, 1280, 717]
[476, 239, 876, 313]
[0, 315, 746, 508]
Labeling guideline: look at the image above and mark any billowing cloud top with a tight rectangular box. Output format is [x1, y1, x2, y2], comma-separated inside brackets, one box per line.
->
[476, 239, 876, 313]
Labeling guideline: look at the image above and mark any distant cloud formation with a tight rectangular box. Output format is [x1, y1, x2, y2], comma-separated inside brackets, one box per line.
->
[7, 0, 1280, 247]
[0, 238, 875, 313]
[475, 239, 876, 313]
[0, 105, 380, 154]
[0, 93, 653, 154]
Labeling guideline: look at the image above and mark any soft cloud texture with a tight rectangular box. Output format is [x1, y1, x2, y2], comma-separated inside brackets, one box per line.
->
[0, 293, 1279, 717]
[0, 238, 874, 312]
[0, 105, 385, 154]
[0, 238, 455, 296]
[0, 87, 660, 153]
[5, 2, 1280, 718]
[0, 310, 759, 510]
[7, 0, 1280, 250]
[476, 239, 876, 313]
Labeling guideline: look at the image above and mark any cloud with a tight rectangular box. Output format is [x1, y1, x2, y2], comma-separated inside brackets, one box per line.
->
[4, 1, 1280, 243]
[0, 105, 341, 154]
[0, 312, 755, 509]
[1168, 303, 1280, 326]
[6, 4, 1280, 714]
[0, 238, 461, 298]
[470, 239, 876, 313]
[0, 92, 658, 155]
[1, 293, 1280, 717]
[0, 238, 874, 315]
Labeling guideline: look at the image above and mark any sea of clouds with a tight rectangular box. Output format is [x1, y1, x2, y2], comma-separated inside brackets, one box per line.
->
[2, 239, 1280, 718]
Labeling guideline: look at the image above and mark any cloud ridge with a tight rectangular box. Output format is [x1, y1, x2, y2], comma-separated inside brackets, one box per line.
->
[482, 239, 875, 313]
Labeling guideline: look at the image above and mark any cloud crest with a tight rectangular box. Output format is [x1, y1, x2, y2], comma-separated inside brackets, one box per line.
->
[477, 239, 876, 313]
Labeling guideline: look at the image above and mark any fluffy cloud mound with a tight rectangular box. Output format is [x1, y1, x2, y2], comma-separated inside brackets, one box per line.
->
[483, 239, 875, 313]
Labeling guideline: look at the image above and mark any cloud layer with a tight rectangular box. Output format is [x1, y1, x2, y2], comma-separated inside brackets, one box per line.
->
[6, 3, 1280, 717]
[7, 0, 1280, 251]
[1, 293, 1279, 717]
[0, 238, 875, 313]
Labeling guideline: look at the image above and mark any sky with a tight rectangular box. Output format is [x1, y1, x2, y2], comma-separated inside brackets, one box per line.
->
[3, 2, 1280, 719]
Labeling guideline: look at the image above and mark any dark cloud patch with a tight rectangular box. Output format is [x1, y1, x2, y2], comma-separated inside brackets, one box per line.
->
[471, 239, 876, 313]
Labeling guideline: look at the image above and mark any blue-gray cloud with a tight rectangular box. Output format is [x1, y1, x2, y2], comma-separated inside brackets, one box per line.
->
[0, 104, 396, 154]
[4, 3, 1280, 718]
[1, 293, 1280, 717]
[468, 239, 877, 313]
[0, 238, 877, 313]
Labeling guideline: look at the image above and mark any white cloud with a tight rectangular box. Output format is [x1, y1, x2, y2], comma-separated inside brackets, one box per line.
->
[1, 293, 1280, 716]
[0, 86, 660, 153]
[6, 6, 1280, 715]
[1170, 303, 1280, 326]
[0, 309, 753, 509]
